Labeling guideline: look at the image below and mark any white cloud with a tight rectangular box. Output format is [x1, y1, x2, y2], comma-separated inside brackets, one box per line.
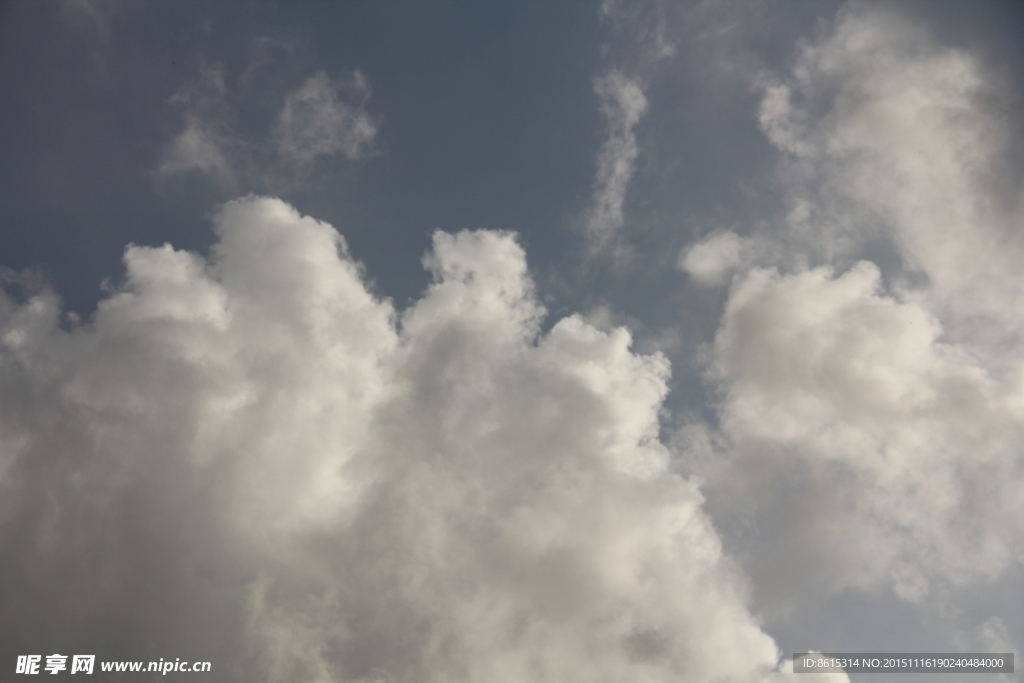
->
[274, 71, 378, 164]
[684, 2, 1024, 609]
[695, 262, 1024, 602]
[679, 231, 751, 286]
[0, 196, 827, 682]
[585, 71, 648, 251]
[757, 1, 1024, 350]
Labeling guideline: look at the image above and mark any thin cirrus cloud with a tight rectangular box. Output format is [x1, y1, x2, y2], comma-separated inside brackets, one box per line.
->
[680, 2, 1024, 612]
[0, 197, 845, 681]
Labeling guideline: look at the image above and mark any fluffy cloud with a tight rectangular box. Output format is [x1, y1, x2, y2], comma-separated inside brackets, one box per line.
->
[684, 2, 1024, 608]
[274, 71, 377, 164]
[0, 197, 826, 682]
[757, 1, 1024, 350]
[691, 262, 1024, 603]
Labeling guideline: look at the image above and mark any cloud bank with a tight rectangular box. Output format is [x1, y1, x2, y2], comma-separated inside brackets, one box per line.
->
[0, 197, 840, 682]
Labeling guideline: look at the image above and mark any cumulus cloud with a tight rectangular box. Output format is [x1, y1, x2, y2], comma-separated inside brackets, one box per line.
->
[585, 71, 648, 251]
[757, 1, 1024, 350]
[691, 262, 1024, 602]
[274, 71, 377, 164]
[0, 196, 828, 682]
[683, 2, 1024, 609]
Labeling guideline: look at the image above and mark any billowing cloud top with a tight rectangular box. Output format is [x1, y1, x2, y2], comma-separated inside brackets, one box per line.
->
[0, 197, 834, 682]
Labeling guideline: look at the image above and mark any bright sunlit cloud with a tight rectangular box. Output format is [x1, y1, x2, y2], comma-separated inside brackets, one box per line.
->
[0, 197, 827, 681]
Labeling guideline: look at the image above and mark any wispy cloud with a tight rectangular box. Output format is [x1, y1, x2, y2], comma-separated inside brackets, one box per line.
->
[582, 0, 680, 259]
[158, 64, 236, 183]
[274, 71, 377, 164]
[158, 66, 378, 188]
[159, 115, 234, 181]
[585, 71, 648, 252]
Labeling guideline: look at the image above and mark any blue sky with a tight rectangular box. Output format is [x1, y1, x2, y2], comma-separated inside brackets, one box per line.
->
[1, 1, 1023, 681]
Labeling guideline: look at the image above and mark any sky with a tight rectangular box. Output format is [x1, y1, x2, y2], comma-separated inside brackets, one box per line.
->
[1, 0, 1023, 681]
